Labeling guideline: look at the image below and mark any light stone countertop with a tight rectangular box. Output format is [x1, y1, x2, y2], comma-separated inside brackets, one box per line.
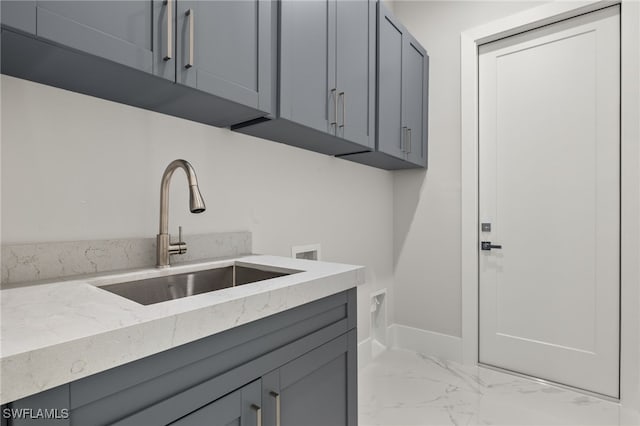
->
[0, 255, 365, 404]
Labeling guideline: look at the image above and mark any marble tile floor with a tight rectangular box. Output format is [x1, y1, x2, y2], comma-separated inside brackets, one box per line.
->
[358, 349, 640, 426]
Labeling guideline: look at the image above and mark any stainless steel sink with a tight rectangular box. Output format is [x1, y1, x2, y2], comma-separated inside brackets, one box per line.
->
[99, 263, 300, 305]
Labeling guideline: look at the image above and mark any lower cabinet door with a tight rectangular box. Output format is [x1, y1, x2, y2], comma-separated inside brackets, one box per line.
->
[169, 379, 261, 426]
[262, 334, 354, 426]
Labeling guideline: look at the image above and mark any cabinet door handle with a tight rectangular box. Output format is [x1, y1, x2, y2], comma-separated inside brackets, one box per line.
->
[338, 91, 345, 128]
[251, 404, 262, 426]
[407, 128, 412, 154]
[185, 9, 194, 68]
[163, 0, 172, 60]
[270, 391, 281, 426]
[330, 88, 337, 129]
[401, 126, 407, 152]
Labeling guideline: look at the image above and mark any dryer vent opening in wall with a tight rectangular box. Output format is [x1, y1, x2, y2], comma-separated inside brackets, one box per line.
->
[291, 244, 321, 261]
[370, 289, 388, 359]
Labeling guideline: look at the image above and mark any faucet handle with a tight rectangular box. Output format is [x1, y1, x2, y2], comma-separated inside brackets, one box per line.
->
[167, 226, 187, 256]
[177, 226, 186, 254]
[176, 225, 186, 253]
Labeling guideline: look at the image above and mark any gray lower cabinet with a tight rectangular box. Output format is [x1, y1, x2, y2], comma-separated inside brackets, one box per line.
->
[262, 332, 357, 426]
[0, 0, 274, 127]
[232, 0, 375, 157]
[340, 2, 429, 170]
[169, 380, 261, 426]
[1, 289, 357, 426]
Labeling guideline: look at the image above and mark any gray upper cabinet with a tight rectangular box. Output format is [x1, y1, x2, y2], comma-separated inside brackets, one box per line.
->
[2, 0, 426, 170]
[279, 0, 374, 144]
[35, 1, 160, 76]
[378, 2, 428, 167]
[335, 0, 376, 147]
[403, 34, 429, 167]
[233, 0, 375, 157]
[1, 1, 35, 34]
[176, 0, 275, 113]
[279, 0, 335, 134]
[34, 0, 275, 109]
[1, 0, 274, 127]
[377, 8, 404, 160]
[340, 2, 429, 169]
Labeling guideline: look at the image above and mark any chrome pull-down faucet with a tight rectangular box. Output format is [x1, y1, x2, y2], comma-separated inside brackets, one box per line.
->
[157, 159, 206, 268]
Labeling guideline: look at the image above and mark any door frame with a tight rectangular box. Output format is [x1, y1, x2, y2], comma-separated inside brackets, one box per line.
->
[461, 0, 640, 409]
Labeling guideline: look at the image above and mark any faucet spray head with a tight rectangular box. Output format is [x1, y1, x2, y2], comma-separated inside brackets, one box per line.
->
[189, 185, 206, 213]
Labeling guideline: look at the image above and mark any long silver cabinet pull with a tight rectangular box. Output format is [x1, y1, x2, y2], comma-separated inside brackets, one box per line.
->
[330, 89, 337, 128]
[163, 0, 172, 60]
[270, 391, 281, 426]
[251, 404, 262, 426]
[401, 126, 407, 152]
[338, 91, 345, 128]
[185, 9, 194, 68]
[407, 128, 412, 154]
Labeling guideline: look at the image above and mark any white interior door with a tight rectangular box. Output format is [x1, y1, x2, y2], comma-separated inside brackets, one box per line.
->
[478, 6, 620, 398]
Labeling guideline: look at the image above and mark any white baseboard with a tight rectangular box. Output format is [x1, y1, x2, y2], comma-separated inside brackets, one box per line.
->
[389, 324, 463, 363]
[358, 337, 373, 370]
[358, 324, 461, 368]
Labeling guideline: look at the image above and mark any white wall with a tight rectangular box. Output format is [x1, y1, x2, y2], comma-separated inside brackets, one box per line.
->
[0, 75, 395, 344]
[393, 1, 544, 337]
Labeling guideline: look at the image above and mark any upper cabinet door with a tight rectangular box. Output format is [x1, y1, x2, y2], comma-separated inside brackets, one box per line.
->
[34, 1, 165, 78]
[377, 5, 405, 160]
[403, 35, 428, 167]
[280, 0, 336, 134]
[1, 1, 36, 34]
[177, 0, 275, 114]
[335, 0, 374, 149]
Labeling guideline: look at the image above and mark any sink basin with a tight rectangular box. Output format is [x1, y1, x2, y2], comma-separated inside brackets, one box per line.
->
[99, 263, 301, 305]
